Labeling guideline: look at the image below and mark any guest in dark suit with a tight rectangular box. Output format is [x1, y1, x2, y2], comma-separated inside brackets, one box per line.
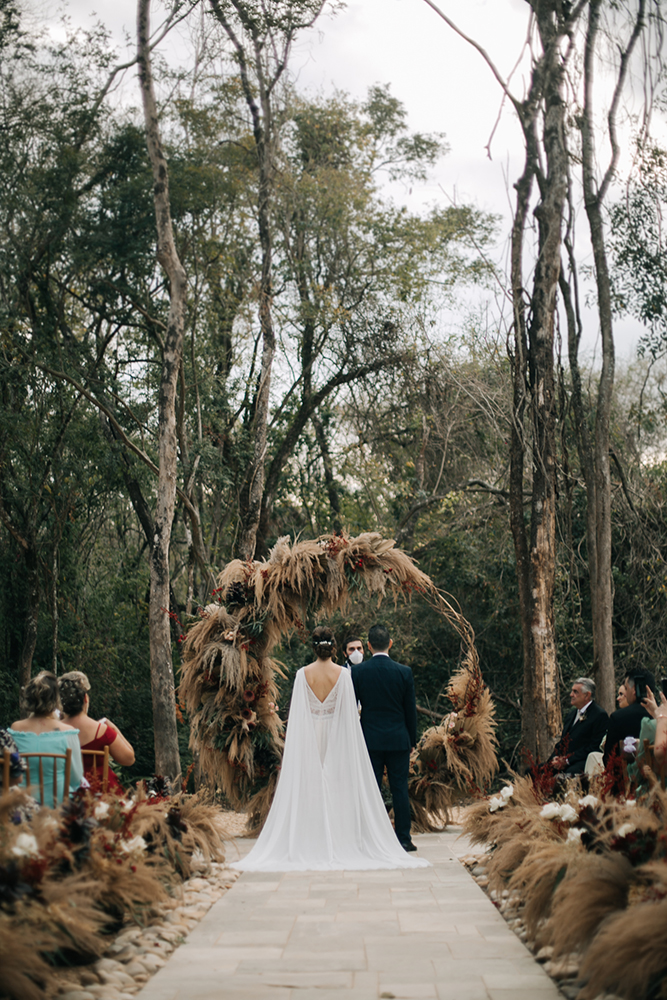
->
[549, 677, 608, 775]
[602, 669, 656, 767]
[351, 624, 418, 852]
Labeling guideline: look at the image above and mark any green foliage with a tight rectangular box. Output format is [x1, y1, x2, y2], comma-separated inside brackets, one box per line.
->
[2, 4, 666, 786]
[609, 140, 667, 357]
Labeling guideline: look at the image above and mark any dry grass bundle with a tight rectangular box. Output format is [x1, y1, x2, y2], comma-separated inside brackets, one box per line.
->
[485, 808, 564, 891]
[463, 770, 667, 999]
[39, 871, 109, 956]
[508, 842, 576, 933]
[0, 916, 58, 1000]
[179, 531, 493, 828]
[462, 775, 538, 848]
[549, 853, 634, 956]
[0, 782, 229, 1000]
[245, 773, 280, 834]
[408, 669, 498, 833]
[0, 792, 109, 1000]
[462, 795, 499, 846]
[408, 594, 497, 831]
[578, 898, 667, 999]
[130, 790, 226, 877]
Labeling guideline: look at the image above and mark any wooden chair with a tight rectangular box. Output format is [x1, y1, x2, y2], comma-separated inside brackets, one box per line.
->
[19, 749, 72, 805]
[2, 748, 11, 793]
[84, 745, 110, 792]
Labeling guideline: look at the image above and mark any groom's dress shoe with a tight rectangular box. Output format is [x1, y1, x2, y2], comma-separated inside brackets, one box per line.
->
[402, 841, 417, 852]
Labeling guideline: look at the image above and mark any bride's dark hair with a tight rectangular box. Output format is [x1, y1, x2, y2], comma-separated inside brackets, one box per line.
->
[312, 625, 336, 660]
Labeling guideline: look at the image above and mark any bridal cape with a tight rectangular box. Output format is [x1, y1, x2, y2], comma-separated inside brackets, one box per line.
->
[233, 667, 430, 871]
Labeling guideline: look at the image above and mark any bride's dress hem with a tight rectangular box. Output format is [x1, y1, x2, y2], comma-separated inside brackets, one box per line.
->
[233, 668, 430, 873]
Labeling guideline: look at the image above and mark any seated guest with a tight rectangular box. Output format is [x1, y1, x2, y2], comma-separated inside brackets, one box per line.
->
[602, 670, 656, 767]
[59, 671, 134, 789]
[629, 685, 667, 792]
[0, 728, 37, 822]
[654, 690, 667, 766]
[8, 671, 83, 807]
[550, 677, 609, 775]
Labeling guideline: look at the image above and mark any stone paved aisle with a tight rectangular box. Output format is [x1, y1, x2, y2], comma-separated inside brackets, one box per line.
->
[136, 830, 562, 1000]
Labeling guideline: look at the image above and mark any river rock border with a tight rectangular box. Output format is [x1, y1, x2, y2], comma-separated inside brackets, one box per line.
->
[51, 857, 241, 1000]
[462, 854, 625, 1000]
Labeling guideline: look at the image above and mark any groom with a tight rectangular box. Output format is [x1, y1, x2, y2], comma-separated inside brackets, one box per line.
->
[351, 624, 418, 852]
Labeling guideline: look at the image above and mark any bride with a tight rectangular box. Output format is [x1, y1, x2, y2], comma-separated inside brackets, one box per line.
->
[233, 626, 429, 871]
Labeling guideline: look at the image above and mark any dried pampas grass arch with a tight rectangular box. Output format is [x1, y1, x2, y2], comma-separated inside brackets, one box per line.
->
[179, 531, 498, 832]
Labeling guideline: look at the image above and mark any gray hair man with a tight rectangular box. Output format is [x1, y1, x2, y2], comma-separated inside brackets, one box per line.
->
[549, 677, 609, 775]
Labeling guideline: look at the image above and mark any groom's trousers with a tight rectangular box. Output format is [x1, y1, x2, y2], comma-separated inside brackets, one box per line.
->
[368, 749, 412, 846]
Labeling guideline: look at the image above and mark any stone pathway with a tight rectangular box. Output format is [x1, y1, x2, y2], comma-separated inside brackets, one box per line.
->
[135, 830, 563, 1000]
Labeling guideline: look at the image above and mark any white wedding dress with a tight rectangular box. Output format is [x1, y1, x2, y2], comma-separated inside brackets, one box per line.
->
[232, 667, 430, 871]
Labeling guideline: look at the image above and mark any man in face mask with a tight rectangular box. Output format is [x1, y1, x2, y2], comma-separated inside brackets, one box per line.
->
[343, 635, 364, 670]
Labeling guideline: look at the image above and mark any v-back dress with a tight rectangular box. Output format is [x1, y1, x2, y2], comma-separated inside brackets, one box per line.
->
[233, 667, 429, 871]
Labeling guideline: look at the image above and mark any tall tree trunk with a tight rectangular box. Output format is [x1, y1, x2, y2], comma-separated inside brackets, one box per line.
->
[138, 0, 185, 780]
[560, 261, 600, 689]
[509, 157, 535, 755]
[209, 1, 277, 562]
[578, 0, 645, 713]
[19, 546, 40, 713]
[507, 3, 572, 760]
[523, 8, 568, 760]
[312, 414, 342, 531]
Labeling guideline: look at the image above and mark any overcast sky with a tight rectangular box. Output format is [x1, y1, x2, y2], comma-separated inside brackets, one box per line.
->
[43, 0, 646, 359]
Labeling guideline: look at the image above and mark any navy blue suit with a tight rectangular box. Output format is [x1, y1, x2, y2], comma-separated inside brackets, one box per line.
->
[351, 653, 417, 846]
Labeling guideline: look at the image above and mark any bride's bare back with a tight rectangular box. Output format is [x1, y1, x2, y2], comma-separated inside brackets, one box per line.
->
[303, 658, 342, 704]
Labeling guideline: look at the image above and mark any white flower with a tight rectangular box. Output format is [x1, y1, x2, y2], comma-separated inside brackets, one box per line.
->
[11, 833, 39, 858]
[488, 796, 506, 813]
[119, 799, 134, 814]
[500, 783, 514, 801]
[93, 801, 110, 821]
[558, 804, 578, 824]
[578, 794, 598, 809]
[540, 802, 561, 819]
[119, 835, 147, 854]
[616, 823, 636, 839]
[626, 799, 636, 807]
[623, 736, 639, 754]
[566, 827, 584, 844]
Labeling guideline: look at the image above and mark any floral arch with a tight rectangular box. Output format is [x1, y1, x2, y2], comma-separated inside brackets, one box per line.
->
[179, 532, 498, 831]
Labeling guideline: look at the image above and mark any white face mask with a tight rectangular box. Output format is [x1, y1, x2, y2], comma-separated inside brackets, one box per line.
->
[348, 649, 363, 665]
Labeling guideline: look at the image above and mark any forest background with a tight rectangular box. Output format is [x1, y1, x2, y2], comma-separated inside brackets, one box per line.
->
[1, 0, 667, 786]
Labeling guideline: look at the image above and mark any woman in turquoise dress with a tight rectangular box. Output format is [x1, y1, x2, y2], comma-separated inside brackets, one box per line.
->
[8, 671, 83, 807]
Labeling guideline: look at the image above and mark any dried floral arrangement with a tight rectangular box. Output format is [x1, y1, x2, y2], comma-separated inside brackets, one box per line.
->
[409, 656, 498, 831]
[179, 531, 498, 831]
[464, 772, 667, 1000]
[0, 784, 227, 1000]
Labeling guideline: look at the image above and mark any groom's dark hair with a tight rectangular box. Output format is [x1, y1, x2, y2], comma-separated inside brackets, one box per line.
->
[368, 624, 390, 651]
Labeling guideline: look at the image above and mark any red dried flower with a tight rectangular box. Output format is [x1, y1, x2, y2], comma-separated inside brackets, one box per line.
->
[242, 689, 256, 702]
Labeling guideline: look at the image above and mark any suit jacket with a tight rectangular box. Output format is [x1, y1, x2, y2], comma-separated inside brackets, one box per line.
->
[602, 701, 650, 765]
[351, 654, 417, 752]
[551, 701, 608, 772]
